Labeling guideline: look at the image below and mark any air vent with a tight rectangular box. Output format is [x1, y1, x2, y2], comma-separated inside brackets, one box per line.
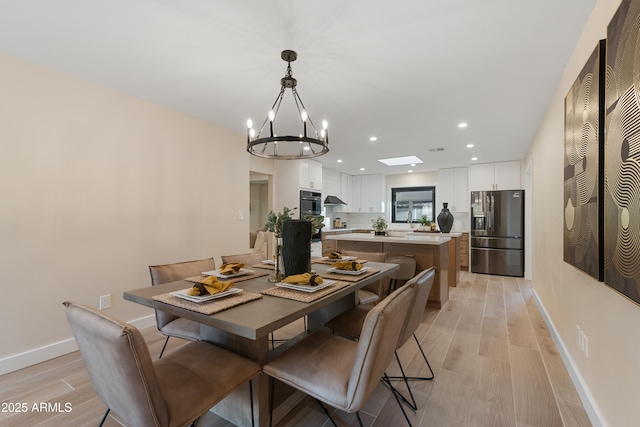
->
[428, 148, 445, 152]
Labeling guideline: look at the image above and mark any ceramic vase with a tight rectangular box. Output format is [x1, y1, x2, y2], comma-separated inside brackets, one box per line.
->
[282, 220, 312, 276]
[437, 202, 454, 233]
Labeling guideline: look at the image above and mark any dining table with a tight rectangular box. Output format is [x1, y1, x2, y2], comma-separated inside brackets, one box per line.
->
[124, 258, 399, 427]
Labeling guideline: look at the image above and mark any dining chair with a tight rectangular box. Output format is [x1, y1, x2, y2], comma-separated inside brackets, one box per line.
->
[149, 257, 215, 358]
[221, 251, 266, 266]
[263, 283, 416, 427]
[340, 250, 387, 305]
[63, 301, 261, 427]
[324, 267, 437, 411]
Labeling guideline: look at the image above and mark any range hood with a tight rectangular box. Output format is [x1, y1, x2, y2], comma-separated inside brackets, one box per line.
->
[324, 195, 346, 205]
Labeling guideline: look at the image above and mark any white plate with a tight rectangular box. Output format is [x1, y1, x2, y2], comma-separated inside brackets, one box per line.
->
[275, 279, 336, 293]
[322, 255, 357, 261]
[261, 260, 276, 265]
[202, 268, 254, 278]
[171, 287, 243, 303]
[326, 266, 371, 275]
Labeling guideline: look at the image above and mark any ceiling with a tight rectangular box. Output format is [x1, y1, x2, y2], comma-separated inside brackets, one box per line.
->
[0, 0, 595, 175]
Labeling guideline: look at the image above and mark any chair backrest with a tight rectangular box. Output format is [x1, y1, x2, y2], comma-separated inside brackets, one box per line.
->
[63, 302, 169, 427]
[397, 267, 436, 348]
[221, 252, 265, 266]
[345, 283, 414, 411]
[149, 258, 215, 328]
[342, 251, 387, 295]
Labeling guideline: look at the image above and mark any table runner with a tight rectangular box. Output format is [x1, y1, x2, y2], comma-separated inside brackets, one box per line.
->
[261, 281, 351, 303]
[251, 263, 275, 271]
[311, 258, 369, 265]
[184, 269, 269, 284]
[152, 291, 263, 315]
[319, 268, 380, 282]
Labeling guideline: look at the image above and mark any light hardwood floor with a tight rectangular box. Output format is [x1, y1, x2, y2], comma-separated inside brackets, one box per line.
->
[0, 272, 592, 427]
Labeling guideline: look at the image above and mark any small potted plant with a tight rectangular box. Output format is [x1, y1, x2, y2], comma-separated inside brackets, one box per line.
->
[371, 216, 388, 236]
[418, 215, 431, 232]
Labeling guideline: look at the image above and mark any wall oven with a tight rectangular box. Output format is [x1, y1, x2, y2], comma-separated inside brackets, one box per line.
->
[300, 190, 322, 241]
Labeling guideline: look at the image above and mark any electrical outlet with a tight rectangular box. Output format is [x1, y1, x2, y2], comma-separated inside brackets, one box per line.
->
[238, 209, 244, 220]
[99, 294, 111, 310]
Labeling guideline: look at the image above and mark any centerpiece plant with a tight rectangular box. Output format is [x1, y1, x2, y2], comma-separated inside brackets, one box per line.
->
[265, 206, 296, 281]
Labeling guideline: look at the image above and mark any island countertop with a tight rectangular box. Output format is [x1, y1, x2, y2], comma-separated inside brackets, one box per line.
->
[325, 232, 450, 245]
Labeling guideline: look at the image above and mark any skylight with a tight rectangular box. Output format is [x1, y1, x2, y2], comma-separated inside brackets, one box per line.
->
[378, 155, 423, 166]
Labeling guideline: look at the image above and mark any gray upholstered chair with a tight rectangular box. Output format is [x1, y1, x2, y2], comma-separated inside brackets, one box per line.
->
[340, 250, 387, 304]
[221, 252, 266, 266]
[149, 257, 215, 357]
[263, 283, 415, 427]
[324, 267, 437, 410]
[63, 301, 260, 427]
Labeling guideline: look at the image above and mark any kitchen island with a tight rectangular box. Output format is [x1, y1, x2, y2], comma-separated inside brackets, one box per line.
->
[325, 233, 451, 308]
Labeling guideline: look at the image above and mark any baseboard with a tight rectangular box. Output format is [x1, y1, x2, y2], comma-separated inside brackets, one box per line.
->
[0, 314, 156, 376]
[532, 290, 605, 427]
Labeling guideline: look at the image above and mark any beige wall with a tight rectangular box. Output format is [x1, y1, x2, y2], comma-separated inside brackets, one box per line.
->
[529, 0, 640, 425]
[0, 52, 251, 373]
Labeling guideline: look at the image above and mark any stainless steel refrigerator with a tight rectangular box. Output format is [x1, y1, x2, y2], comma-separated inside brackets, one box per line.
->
[470, 190, 524, 277]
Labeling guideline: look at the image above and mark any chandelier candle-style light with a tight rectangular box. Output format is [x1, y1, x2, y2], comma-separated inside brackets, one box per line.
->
[246, 50, 329, 159]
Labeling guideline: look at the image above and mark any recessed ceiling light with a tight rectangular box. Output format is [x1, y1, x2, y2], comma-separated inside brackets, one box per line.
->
[378, 155, 423, 166]
[458, 122, 468, 128]
[360, 167, 365, 171]
[466, 143, 474, 148]
[369, 136, 377, 141]
[408, 170, 413, 173]
[337, 159, 343, 163]
[471, 157, 478, 161]
[410, 163, 416, 167]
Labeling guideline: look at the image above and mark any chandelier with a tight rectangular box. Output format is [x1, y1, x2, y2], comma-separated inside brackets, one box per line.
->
[246, 50, 329, 159]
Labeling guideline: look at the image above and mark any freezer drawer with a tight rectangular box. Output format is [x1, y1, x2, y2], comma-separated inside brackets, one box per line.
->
[471, 247, 523, 277]
[471, 236, 523, 250]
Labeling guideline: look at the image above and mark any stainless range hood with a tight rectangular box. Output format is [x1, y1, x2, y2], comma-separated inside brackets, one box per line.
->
[323, 195, 346, 205]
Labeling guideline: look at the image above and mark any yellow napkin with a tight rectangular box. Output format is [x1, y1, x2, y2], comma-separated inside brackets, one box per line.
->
[282, 273, 324, 286]
[218, 262, 244, 275]
[187, 275, 234, 296]
[332, 261, 363, 271]
[327, 251, 342, 259]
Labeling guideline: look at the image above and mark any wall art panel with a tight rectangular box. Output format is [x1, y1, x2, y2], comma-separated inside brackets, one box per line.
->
[605, 0, 640, 304]
[564, 40, 604, 281]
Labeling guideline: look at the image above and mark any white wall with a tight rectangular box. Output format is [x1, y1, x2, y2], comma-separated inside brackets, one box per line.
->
[528, 0, 640, 425]
[0, 52, 250, 374]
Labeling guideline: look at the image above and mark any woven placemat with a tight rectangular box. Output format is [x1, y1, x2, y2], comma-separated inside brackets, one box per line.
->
[319, 268, 380, 282]
[184, 269, 269, 284]
[251, 263, 275, 270]
[311, 258, 368, 265]
[261, 281, 351, 303]
[152, 291, 263, 315]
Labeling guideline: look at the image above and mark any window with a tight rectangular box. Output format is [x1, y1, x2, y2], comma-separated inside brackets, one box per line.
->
[391, 186, 436, 223]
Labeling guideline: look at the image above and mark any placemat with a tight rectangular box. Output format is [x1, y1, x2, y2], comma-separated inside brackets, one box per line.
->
[152, 291, 263, 315]
[319, 268, 380, 282]
[261, 281, 351, 303]
[184, 269, 269, 284]
[251, 263, 275, 270]
[311, 258, 368, 265]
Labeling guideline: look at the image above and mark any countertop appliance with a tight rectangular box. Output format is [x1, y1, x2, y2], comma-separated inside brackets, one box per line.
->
[470, 190, 524, 277]
[300, 190, 322, 241]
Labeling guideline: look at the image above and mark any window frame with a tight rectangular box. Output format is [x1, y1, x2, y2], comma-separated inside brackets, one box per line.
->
[390, 186, 436, 224]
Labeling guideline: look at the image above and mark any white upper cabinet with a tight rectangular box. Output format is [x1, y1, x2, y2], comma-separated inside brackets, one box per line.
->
[299, 159, 323, 190]
[468, 161, 521, 191]
[343, 174, 385, 213]
[438, 167, 469, 212]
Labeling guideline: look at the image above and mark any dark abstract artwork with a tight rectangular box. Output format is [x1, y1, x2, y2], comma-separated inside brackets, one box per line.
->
[604, 0, 640, 304]
[564, 41, 604, 281]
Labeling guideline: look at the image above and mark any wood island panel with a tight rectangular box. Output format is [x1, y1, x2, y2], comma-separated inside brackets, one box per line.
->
[333, 237, 449, 308]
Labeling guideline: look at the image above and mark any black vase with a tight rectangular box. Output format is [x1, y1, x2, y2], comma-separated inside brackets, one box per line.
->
[282, 220, 311, 276]
[437, 202, 454, 233]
